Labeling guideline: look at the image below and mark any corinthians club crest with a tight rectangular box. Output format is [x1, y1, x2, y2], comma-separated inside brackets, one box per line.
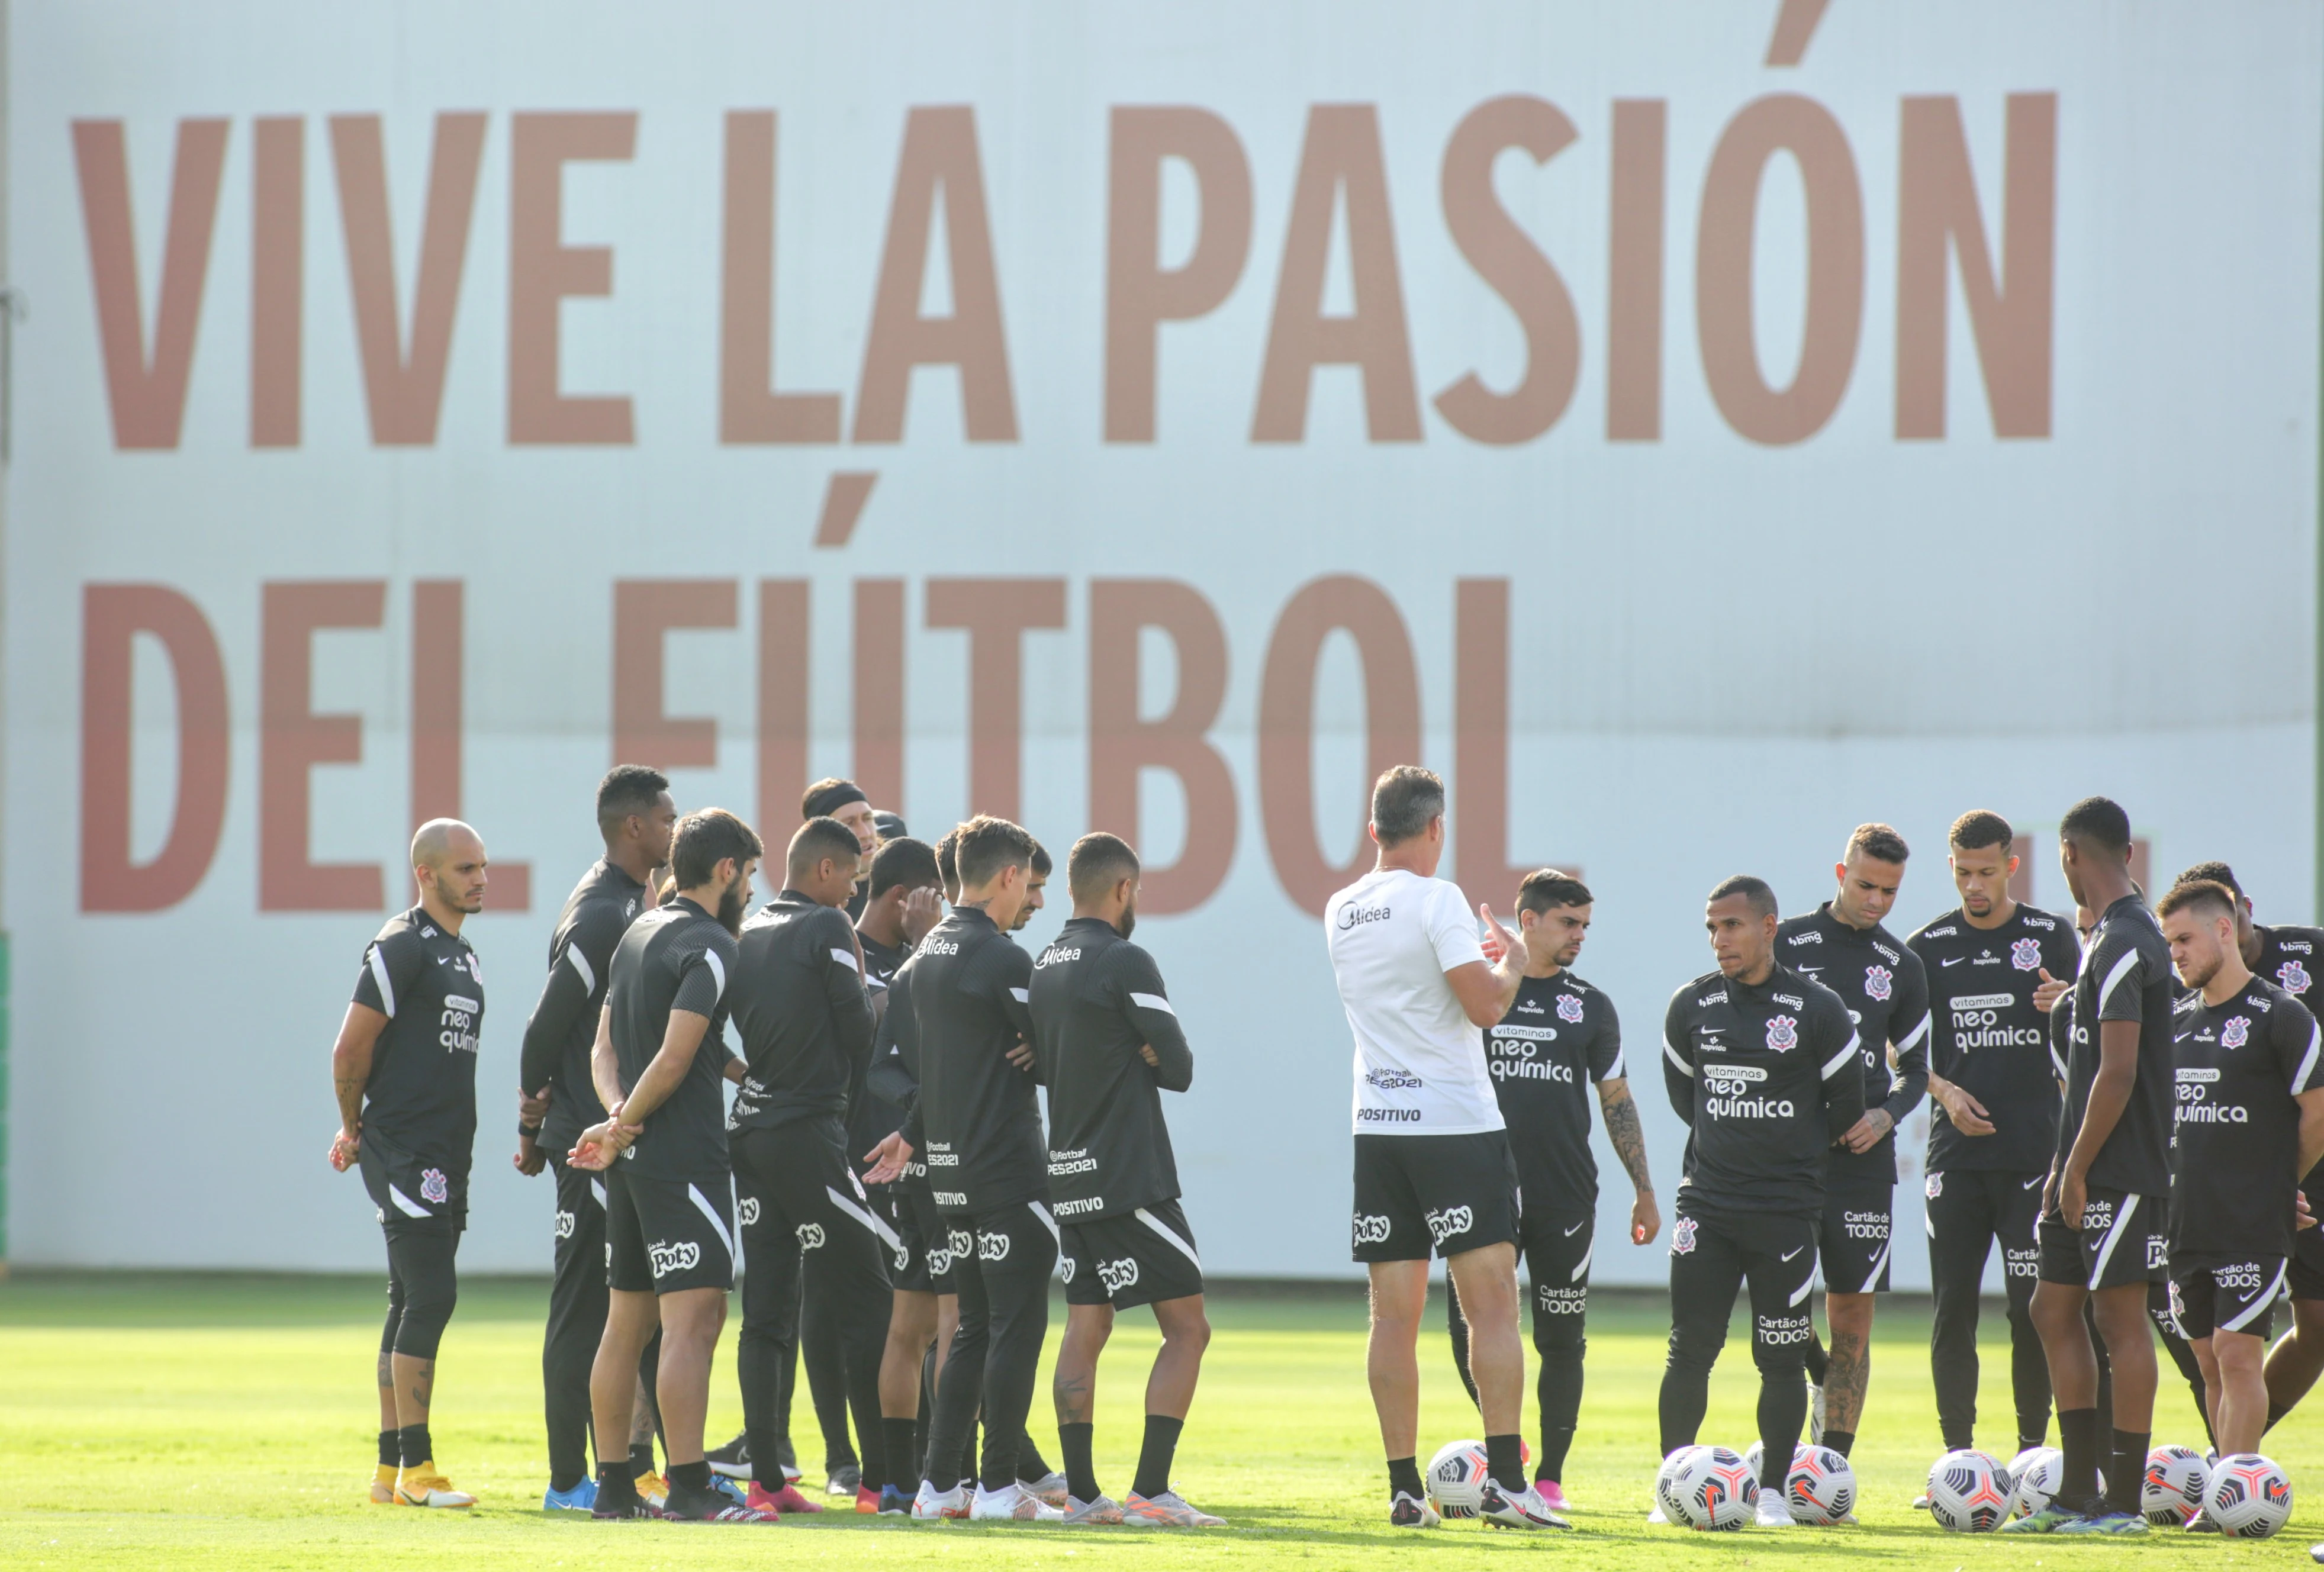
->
[2011, 938, 2043, 971]
[1863, 965, 1892, 1001]
[1765, 1014, 1798, 1052]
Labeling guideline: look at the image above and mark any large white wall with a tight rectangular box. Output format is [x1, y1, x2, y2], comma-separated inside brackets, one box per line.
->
[9, 2, 2319, 1286]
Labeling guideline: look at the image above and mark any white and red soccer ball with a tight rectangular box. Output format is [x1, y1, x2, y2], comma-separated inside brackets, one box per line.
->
[2204, 1453, 2293, 1538]
[1927, 1449, 2011, 1533]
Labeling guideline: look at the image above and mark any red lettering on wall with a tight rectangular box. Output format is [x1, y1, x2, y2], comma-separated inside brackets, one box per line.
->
[1253, 106, 1421, 443]
[250, 117, 303, 449]
[853, 579, 907, 811]
[1435, 96, 1581, 446]
[925, 579, 1068, 823]
[757, 579, 811, 836]
[1087, 579, 1237, 914]
[610, 580, 738, 771]
[1607, 99, 1667, 442]
[508, 112, 638, 445]
[412, 580, 529, 910]
[331, 112, 488, 446]
[1895, 93, 2056, 439]
[1453, 578, 1537, 907]
[81, 585, 230, 911]
[720, 111, 843, 443]
[1697, 95, 1863, 445]
[1257, 575, 1422, 914]
[260, 582, 388, 911]
[855, 107, 1018, 443]
[1104, 107, 1253, 443]
[70, 118, 229, 450]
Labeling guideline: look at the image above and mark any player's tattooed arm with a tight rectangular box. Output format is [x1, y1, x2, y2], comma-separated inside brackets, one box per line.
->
[1598, 1080, 1654, 1194]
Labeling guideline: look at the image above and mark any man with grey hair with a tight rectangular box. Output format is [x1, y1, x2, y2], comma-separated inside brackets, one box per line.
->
[327, 819, 492, 1509]
[1324, 765, 1566, 1531]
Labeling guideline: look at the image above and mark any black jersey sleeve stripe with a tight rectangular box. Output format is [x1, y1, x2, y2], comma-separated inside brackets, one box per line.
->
[366, 945, 398, 1017]
[1894, 1012, 1930, 1052]
[1820, 1032, 1860, 1080]
[2296, 1019, 2323, 1093]
[566, 945, 596, 994]
[2096, 946, 2142, 1018]
[1129, 990, 1174, 1015]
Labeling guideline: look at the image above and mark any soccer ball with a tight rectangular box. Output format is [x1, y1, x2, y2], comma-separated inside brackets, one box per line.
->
[1785, 1444, 1856, 1525]
[1666, 1445, 1758, 1531]
[2005, 1447, 2059, 1517]
[2141, 1444, 2209, 1526]
[1927, 1448, 2011, 1533]
[1654, 1445, 1707, 1522]
[1427, 1439, 1489, 1519]
[2204, 1453, 2293, 1539]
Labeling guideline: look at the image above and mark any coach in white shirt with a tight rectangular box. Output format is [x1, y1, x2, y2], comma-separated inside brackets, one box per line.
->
[1325, 765, 1565, 1531]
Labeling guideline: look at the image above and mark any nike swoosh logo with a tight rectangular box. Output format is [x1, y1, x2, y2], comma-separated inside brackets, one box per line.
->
[2023, 1176, 2043, 1189]
[1781, 1246, 1804, 1260]
[1563, 1220, 1586, 1236]
[1942, 957, 1964, 967]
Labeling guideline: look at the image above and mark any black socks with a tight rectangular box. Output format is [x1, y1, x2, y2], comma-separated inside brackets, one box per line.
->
[667, 1459, 712, 1495]
[395, 1424, 432, 1468]
[377, 1429, 399, 1469]
[1822, 1428, 1855, 1459]
[1061, 1422, 1099, 1504]
[2056, 1407, 2102, 1512]
[1388, 1456, 1425, 1502]
[1132, 1415, 1183, 1500]
[882, 1418, 920, 1492]
[2107, 1430, 2148, 1517]
[629, 1441, 655, 1480]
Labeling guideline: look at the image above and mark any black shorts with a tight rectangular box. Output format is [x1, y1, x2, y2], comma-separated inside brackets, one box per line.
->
[1517, 1206, 1594, 1320]
[2170, 1256, 2288, 1341]
[1061, 1199, 1204, 1309]
[2037, 1186, 2166, 1290]
[606, 1165, 736, 1296]
[1819, 1174, 1894, 1295]
[1350, 1131, 1520, 1263]
[2291, 1219, 2324, 1302]
[902, 1183, 965, 1295]
[864, 1183, 918, 1287]
[359, 1135, 465, 1238]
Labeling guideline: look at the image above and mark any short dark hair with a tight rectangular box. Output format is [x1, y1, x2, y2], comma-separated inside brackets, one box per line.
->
[671, 808, 762, 890]
[788, 816, 862, 881]
[1515, 868, 1592, 917]
[1708, 874, 1778, 920]
[955, 814, 1037, 891]
[868, 836, 941, 900]
[2060, 795, 2132, 855]
[2157, 878, 2237, 925]
[2174, 860, 2242, 898]
[1948, 810, 2013, 855]
[935, 826, 961, 899]
[596, 764, 669, 840]
[801, 777, 868, 821]
[1068, 833, 1141, 902]
[1847, 823, 1910, 865]
[1370, 765, 1445, 845]
[1031, 841, 1053, 879]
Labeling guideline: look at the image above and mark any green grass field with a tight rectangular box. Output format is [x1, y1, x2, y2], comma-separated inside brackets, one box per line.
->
[0, 1271, 2311, 1568]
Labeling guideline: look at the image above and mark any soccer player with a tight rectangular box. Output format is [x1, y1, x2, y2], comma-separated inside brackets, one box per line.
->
[2163, 862, 2324, 1432]
[1776, 824, 1930, 1461]
[1908, 811, 2082, 1459]
[864, 815, 1064, 1522]
[727, 816, 897, 1515]
[1325, 765, 1568, 1531]
[327, 819, 491, 1509]
[803, 777, 881, 917]
[2156, 879, 2324, 1472]
[2004, 797, 2174, 1536]
[1446, 869, 1659, 1510]
[567, 808, 772, 1524]
[515, 766, 674, 1510]
[1033, 832, 1224, 1527]
[1657, 875, 1863, 1529]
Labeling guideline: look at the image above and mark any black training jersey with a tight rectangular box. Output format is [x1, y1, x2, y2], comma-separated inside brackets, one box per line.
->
[1662, 963, 1863, 1217]
[1029, 916, 1192, 1221]
[1778, 904, 1930, 1185]
[896, 907, 1042, 1215]
[518, 860, 648, 1152]
[1908, 902, 2081, 1174]
[2170, 975, 2323, 1259]
[727, 891, 875, 1135]
[1489, 972, 1624, 1215]
[2059, 893, 2176, 1196]
[866, 958, 934, 1196]
[2255, 924, 2324, 1004]
[350, 907, 485, 1175]
[606, 896, 738, 1183]
[845, 932, 912, 1163]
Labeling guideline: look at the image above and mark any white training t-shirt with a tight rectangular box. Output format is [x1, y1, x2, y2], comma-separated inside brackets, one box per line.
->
[1325, 866, 1503, 1135]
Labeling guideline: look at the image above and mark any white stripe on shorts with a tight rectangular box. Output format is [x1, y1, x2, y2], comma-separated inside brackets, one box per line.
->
[2087, 1193, 2140, 1291]
[2222, 1259, 2290, 1332]
[1135, 1207, 1202, 1271]
[688, 1183, 735, 1264]
[827, 1185, 900, 1250]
